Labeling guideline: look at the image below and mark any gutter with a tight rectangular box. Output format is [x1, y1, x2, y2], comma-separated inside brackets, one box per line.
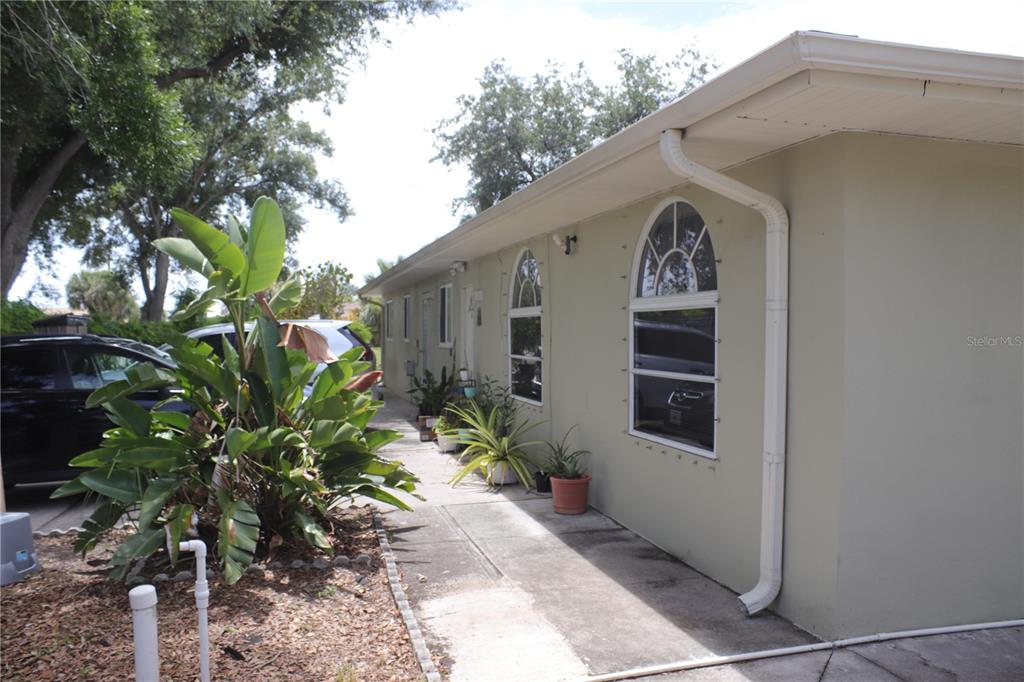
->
[659, 129, 789, 616]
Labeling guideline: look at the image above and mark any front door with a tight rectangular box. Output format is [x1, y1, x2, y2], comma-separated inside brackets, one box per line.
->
[419, 294, 431, 376]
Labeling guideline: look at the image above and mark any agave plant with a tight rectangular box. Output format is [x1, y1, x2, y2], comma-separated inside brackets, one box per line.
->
[52, 197, 420, 583]
[543, 425, 590, 479]
[447, 400, 540, 489]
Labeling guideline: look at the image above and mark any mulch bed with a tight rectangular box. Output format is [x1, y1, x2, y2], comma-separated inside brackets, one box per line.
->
[1, 508, 437, 681]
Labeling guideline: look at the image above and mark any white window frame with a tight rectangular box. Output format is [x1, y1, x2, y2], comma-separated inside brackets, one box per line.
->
[439, 283, 453, 348]
[508, 248, 543, 406]
[385, 299, 393, 340]
[628, 197, 719, 460]
[402, 295, 411, 342]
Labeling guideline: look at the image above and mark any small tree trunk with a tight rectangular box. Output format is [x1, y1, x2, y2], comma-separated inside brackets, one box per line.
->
[1, 132, 88, 297]
[141, 251, 170, 321]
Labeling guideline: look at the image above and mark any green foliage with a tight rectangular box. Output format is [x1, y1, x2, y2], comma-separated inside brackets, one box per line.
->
[66, 270, 139, 321]
[434, 47, 717, 216]
[57, 197, 419, 584]
[0, 299, 44, 333]
[408, 367, 456, 417]
[280, 262, 355, 319]
[88, 316, 190, 347]
[447, 401, 541, 489]
[3, 0, 451, 300]
[543, 425, 590, 480]
[347, 320, 372, 345]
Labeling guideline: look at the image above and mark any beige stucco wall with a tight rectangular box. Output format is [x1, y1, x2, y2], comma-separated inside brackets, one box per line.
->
[835, 134, 1024, 634]
[379, 132, 1023, 638]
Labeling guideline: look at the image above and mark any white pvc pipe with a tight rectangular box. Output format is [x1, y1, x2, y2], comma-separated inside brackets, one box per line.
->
[580, 618, 1024, 682]
[179, 540, 210, 682]
[659, 129, 790, 616]
[129, 584, 160, 682]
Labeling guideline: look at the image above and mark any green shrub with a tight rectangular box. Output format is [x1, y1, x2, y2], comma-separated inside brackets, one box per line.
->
[0, 299, 45, 334]
[55, 198, 419, 584]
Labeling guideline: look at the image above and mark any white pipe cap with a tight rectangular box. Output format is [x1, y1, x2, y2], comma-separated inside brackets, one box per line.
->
[129, 584, 158, 610]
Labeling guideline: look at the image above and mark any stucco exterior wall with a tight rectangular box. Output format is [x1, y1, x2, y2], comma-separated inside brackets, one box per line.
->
[378, 132, 1023, 638]
[835, 134, 1024, 634]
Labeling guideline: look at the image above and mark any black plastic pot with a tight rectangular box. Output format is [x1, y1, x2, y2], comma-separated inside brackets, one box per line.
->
[534, 471, 552, 493]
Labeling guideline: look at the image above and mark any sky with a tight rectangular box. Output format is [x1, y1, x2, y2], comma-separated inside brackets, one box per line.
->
[11, 0, 1024, 307]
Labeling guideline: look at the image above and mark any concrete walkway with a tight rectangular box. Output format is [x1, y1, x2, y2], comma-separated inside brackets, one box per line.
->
[373, 394, 1023, 681]
[3, 483, 98, 533]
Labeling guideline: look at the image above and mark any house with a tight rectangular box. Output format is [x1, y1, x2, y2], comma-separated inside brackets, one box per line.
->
[359, 32, 1023, 639]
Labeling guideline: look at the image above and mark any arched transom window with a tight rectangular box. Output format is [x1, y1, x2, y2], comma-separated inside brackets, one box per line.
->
[629, 200, 718, 457]
[509, 249, 542, 403]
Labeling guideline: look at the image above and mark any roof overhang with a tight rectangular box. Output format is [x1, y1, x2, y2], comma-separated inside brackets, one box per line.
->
[361, 31, 1024, 297]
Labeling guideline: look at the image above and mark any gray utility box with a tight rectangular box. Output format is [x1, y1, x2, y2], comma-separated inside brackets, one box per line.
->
[1, 512, 40, 586]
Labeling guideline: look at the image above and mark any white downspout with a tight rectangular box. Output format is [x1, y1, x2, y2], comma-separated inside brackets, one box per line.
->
[659, 129, 789, 616]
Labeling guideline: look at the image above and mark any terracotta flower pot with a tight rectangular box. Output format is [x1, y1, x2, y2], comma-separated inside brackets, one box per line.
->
[550, 475, 591, 514]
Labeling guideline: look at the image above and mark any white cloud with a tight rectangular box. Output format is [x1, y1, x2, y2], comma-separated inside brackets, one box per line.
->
[12, 0, 1023, 303]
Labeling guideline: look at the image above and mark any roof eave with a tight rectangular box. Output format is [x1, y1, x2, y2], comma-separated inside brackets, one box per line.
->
[359, 31, 1024, 297]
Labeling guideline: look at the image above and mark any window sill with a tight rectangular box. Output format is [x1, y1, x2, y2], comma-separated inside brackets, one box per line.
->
[512, 395, 543, 408]
[628, 429, 717, 460]
[439, 342, 453, 349]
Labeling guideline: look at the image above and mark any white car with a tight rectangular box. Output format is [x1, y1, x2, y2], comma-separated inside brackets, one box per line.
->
[184, 319, 374, 380]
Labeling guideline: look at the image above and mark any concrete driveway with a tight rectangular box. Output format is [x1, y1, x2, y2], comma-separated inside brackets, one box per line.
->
[3, 482, 98, 533]
[373, 394, 1023, 681]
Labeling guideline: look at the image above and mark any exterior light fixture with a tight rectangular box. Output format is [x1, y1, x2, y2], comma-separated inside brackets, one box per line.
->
[552, 234, 578, 255]
[449, 261, 467, 275]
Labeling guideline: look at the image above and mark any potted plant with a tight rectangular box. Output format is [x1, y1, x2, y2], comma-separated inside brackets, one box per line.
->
[408, 367, 455, 432]
[435, 415, 459, 453]
[545, 426, 591, 514]
[448, 401, 539, 488]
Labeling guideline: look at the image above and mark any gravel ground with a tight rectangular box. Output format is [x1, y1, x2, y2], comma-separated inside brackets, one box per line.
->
[1, 509, 441, 681]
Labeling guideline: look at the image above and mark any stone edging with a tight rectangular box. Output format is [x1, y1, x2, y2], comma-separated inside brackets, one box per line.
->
[373, 510, 441, 682]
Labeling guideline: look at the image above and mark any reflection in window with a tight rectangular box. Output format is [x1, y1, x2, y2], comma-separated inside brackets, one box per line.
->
[69, 351, 137, 389]
[636, 202, 717, 297]
[510, 249, 542, 402]
[630, 201, 718, 456]
[1, 349, 54, 389]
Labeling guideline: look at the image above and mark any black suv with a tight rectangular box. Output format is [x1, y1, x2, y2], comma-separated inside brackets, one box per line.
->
[1, 334, 180, 488]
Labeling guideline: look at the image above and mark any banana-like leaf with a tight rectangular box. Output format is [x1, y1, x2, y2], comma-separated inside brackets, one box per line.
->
[278, 323, 336, 363]
[109, 528, 166, 578]
[226, 214, 246, 248]
[268, 275, 303, 315]
[245, 372, 275, 427]
[85, 363, 175, 408]
[170, 208, 246, 276]
[294, 511, 332, 551]
[68, 447, 115, 468]
[309, 420, 360, 449]
[226, 427, 258, 458]
[80, 469, 142, 504]
[164, 503, 195, 564]
[104, 397, 152, 437]
[217, 495, 260, 584]
[139, 477, 180, 530]
[364, 430, 402, 452]
[257, 316, 288, 401]
[241, 196, 286, 295]
[50, 476, 88, 498]
[351, 484, 413, 512]
[154, 237, 213, 276]
[153, 411, 190, 430]
[73, 501, 126, 556]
